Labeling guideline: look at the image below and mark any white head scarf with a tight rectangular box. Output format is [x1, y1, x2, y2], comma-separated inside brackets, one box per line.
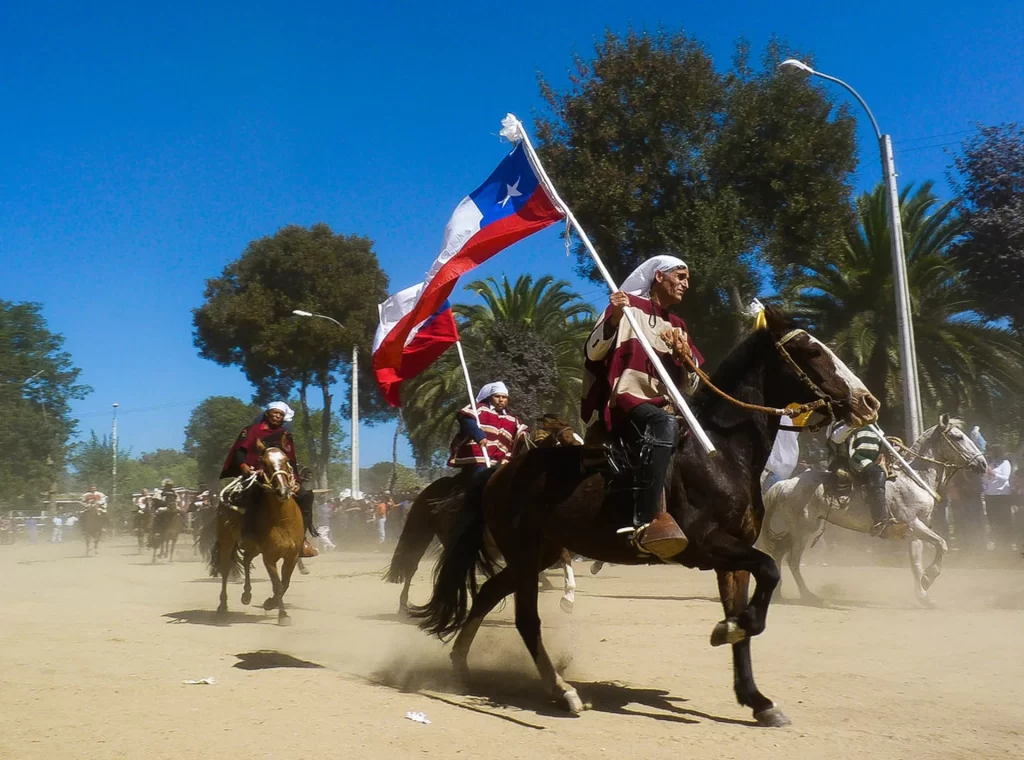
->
[266, 401, 296, 423]
[620, 255, 688, 296]
[476, 381, 509, 404]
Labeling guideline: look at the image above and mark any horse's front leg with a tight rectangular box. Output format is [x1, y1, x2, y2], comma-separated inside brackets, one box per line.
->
[908, 517, 946, 599]
[715, 568, 790, 727]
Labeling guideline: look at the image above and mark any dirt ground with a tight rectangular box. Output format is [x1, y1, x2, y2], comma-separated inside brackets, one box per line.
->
[1, 533, 1022, 760]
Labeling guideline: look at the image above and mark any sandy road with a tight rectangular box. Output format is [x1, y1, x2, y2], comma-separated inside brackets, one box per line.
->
[1, 536, 1021, 759]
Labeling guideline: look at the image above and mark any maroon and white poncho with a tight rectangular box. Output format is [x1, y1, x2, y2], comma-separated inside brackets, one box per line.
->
[581, 293, 704, 432]
[448, 403, 529, 468]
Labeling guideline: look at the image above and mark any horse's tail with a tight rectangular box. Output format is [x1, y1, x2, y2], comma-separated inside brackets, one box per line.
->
[207, 519, 243, 581]
[409, 470, 499, 640]
[385, 488, 439, 585]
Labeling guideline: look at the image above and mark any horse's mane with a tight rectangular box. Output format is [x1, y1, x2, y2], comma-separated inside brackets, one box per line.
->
[691, 331, 772, 417]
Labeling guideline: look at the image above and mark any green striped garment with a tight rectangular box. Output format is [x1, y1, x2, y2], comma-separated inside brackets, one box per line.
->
[847, 428, 882, 472]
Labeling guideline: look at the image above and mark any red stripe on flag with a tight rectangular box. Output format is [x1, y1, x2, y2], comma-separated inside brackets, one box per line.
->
[373, 188, 561, 404]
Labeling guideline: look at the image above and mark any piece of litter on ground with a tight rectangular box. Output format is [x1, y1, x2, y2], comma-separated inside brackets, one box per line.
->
[182, 677, 216, 685]
[405, 711, 431, 725]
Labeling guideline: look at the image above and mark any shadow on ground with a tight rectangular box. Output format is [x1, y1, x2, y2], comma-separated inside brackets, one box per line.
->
[163, 609, 268, 626]
[233, 650, 325, 670]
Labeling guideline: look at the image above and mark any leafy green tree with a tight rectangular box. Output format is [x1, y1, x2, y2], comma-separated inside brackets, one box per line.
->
[184, 396, 261, 490]
[787, 182, 1023, 432]
[359, 462, 423, 496]
[193, 224, 393, 488]
[0, 301, 90, 507]
[535, 31, 857, 359]
[67, 433, 133, 509]
[948, 123, 1024, 330]
[403, 275, 595, 466]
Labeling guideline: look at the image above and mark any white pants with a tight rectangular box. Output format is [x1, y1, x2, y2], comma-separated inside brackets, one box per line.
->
[376, 517, 387, 543]
[51, 528, 63, 543]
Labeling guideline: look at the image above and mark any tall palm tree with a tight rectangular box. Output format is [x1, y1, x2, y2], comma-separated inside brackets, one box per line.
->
[788, 182, 1022, 431]
[402, 275, 596, 467]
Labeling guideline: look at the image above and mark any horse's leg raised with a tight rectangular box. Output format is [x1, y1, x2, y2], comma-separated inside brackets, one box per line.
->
[716, 569, 790, 727]
[704, 532, 788, 726]
[559, 549, 576, 614]
[909, 517, 946, 597]
[513, 564, 582, 714]
[907, 536, 937, 608]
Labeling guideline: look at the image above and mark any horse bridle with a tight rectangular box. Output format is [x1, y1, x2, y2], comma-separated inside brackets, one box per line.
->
[897, 427, 984, 494]
[682, 328, 838, 422]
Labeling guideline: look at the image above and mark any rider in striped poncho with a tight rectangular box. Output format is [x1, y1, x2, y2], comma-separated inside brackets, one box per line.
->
[828, 421, 894, 537]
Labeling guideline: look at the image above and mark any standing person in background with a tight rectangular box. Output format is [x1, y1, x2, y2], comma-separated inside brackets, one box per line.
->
[762, 415, 800, 494]
[375, 496, 388, 545]
[969, 426, 987, 453]
[51, 514, 64, 544]
[983, 445, 1014, 551]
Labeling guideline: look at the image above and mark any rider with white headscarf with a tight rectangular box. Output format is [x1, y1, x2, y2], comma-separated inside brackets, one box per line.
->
[220, 400, 318, 557]
[581, 254, 703, 559]
[448, 381, 529, 474]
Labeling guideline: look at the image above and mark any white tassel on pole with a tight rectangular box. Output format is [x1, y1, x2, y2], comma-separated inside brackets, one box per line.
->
[455, 340, 491, 468]
[500, 113, 716, 456]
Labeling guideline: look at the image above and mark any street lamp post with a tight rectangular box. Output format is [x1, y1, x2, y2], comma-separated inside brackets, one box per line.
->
[779, 59, 924, 443]
[292, 310, 360, 499]
[111, 403, 119, 519]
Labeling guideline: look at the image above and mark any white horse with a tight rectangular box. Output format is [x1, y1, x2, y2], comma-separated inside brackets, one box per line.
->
[761, 415, 986, 607]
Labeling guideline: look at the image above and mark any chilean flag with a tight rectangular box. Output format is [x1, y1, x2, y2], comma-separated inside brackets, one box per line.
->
[373, 142, 564, 405]
[372, 283, 459, 405]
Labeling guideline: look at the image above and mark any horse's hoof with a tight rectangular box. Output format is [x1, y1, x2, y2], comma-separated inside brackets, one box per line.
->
[263, 598, 278, 611]
[298, 564, 310, 576]
[240, 591, 252, 606]
[561, 688, 584, 715]
[710, 619, 746, 647]
[277, 615, 292, 627]
[921, 570, 940, 592]
[754, 706, 792, 727]
[589, 562, 604, 576]
[216, 604, 228, 615]
[559, 597, 575, 614]
[916, 594, 938, 609]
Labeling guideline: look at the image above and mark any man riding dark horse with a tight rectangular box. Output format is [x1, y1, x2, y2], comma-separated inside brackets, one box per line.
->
[827, 420, 896, 537]
[448, 381, 529, 476]
[581, 255, 703, 558]
[221, 401, 317, 558]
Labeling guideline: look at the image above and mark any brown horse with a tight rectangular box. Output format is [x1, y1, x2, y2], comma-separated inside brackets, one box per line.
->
[209, 446, 305, 625]
[134, 503, 153, 553]
[413, 308, 880, 725]
[386, 416, 581, 614]
[79, 506, 107, 556]
[149, 506, 186, 562]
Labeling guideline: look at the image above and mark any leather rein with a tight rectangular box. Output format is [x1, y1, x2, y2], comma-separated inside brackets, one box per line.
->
[682, 328, 835, 424]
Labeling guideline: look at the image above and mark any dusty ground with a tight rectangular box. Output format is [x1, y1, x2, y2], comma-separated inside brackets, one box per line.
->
[1, 533, 1022, 760]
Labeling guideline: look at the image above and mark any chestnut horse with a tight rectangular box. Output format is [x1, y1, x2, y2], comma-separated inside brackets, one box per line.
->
[413, 308, 879, 726]
[208, 445, 305, 625]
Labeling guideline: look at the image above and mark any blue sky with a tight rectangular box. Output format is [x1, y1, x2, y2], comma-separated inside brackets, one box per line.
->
[3, 1, 1022, 469]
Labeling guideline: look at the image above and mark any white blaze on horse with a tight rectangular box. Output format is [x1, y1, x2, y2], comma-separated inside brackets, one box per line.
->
[761, 414, 986, 607]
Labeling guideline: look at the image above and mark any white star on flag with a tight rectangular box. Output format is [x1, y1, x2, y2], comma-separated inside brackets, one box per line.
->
[499, 178, 522, 207]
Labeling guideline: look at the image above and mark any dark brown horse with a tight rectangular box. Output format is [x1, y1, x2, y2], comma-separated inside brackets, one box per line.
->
[413, 308, 879, 726]
[79, 506, 107, 556]
[386, 416, 581, 613]
[149, 506, 186, 562]
[209, 445, 305, 625]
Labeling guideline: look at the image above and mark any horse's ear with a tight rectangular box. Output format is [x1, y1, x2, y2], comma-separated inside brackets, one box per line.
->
[939, 413, 951, 430]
